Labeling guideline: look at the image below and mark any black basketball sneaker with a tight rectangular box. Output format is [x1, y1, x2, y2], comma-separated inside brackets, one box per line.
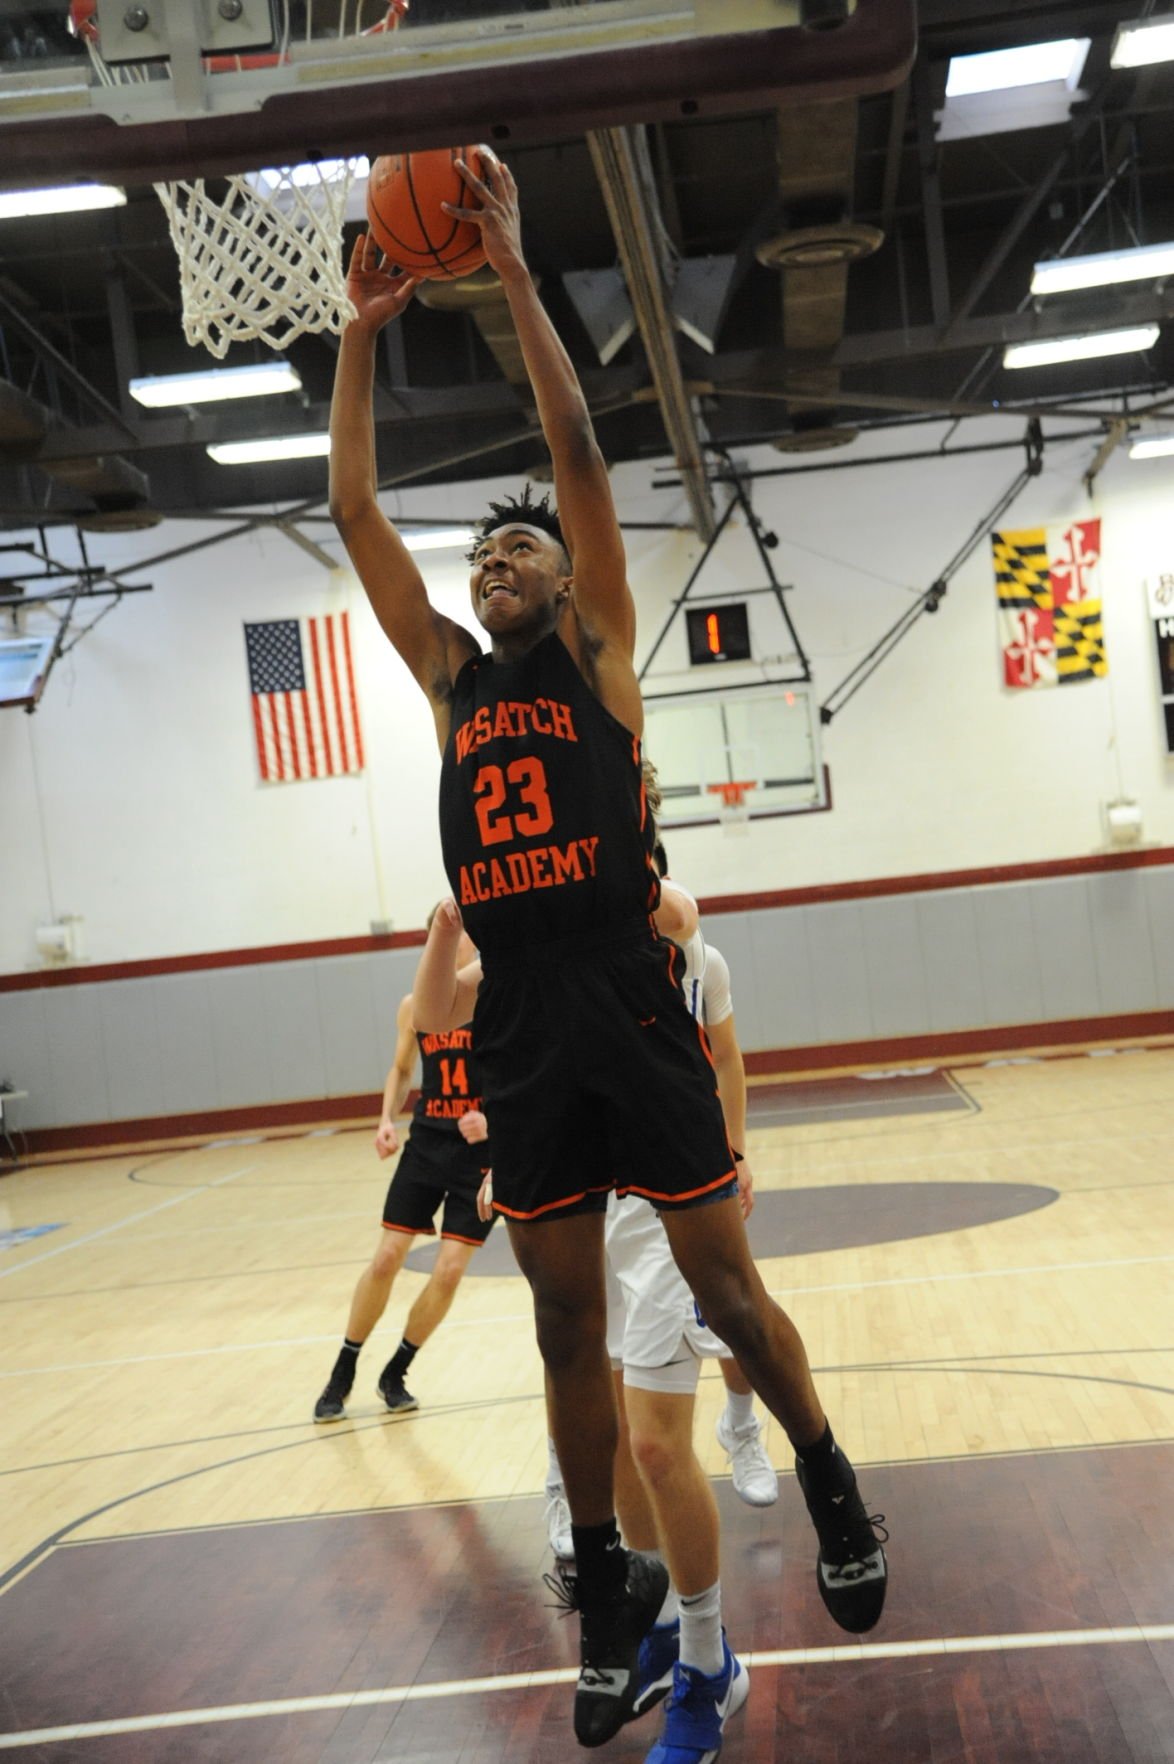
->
[313, 1355, 355, 1423]
[795, 1454, 889, 1633]
[545, 1551, 670, 1746]
[377, 1366, 419, 1414]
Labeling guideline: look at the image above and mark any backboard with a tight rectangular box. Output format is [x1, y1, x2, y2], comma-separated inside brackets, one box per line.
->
[0, 634, 54, 710]
[0, 1, 914, 187]
[643, 682, 827, 828]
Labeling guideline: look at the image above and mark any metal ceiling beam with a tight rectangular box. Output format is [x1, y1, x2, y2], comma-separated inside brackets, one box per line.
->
[940, 82, 1112, 341]
[33, 274, 1174, 466]
[0, 289, 138, 442]
[586, 124, 717, 539]
[912, 49, 950, 329]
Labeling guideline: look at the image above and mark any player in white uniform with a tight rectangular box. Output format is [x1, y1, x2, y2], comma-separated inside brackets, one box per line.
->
[542, 878, 771, 1761]
[590, 926, 765, 1749]
[653, 894, 778, 1506]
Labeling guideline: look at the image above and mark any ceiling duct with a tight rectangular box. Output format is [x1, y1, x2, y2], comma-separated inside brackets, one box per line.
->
[417, 268, 538, 397]
[772, 421, 860, 452]
[756, 95, 882, 439]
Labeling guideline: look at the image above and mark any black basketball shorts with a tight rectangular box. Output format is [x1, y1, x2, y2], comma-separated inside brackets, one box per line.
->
[472, 923, 737, 1222]
[382, 1125, 494, 1246]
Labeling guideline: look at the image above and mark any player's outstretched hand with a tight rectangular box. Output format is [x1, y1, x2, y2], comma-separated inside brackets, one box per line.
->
[736, 1156, 754, 1220]
[346, 232, 419, 332]
[459, 1108, 489, 1145]
[476, 1171, 494, 1222]
[428, 898, 464, 940]
[374, 1118, 400, 1160]
[443, 148, 524, 280]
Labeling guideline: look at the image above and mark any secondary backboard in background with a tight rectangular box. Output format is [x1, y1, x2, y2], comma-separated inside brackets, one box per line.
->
[643, 682, 827, 828]
[0, 634, 54, 710]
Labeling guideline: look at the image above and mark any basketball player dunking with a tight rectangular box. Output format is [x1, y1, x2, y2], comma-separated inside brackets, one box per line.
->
[330, 149, 887, 1757]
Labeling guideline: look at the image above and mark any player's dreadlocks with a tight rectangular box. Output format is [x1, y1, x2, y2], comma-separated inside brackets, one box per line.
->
[468, 482, 568, 568]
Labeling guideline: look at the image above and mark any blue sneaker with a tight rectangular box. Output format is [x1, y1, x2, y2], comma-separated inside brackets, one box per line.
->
[633, 1617, 679, 1718]
[643, 1635, 749, 1763]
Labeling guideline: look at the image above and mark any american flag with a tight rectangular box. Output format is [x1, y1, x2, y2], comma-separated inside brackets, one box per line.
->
[243, 615, 365, 783]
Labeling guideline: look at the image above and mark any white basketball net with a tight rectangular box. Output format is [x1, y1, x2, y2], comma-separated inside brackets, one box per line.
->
[155, 166, 358, 358]
[76, 2, 409, 357]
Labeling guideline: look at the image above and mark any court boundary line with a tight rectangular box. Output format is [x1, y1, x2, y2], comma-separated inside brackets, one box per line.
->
[3, 1352, 1170, 1480]
[24, 1435, 1174, 1553]
[1, 1623, 1171, 1750]
[0, 1164, 255, 1283]
[5, 1247, 1171, 1377]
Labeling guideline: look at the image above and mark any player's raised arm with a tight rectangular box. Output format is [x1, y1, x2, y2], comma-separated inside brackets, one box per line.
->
[329, 236, 479, 745]
[445, 154, 634, 658]
[411, 900, 483, 1033]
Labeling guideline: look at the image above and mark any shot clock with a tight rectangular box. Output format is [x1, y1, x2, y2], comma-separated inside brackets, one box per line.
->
[685, 603, 751, 665]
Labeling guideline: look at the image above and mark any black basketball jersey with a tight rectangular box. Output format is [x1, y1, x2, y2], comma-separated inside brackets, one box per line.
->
[438, 631, 659, 955]
[412, 1024, 484, 1135]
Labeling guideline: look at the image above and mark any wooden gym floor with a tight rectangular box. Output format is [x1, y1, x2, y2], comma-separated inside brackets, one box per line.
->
[1, 1045, 1172, 1762]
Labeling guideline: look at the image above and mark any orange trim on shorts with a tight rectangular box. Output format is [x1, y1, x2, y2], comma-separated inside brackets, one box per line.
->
[617, 1166, 737, 1206]
[381, 1221, 434, 1236]
[439, 1230, 489, 1246]
[493, 1182, 612, 1222]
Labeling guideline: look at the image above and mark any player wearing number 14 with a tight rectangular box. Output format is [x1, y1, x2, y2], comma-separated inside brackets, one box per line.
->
[311, 924, 494, 1425]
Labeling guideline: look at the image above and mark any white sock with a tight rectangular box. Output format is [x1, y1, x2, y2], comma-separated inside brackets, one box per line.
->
[724, 1388, 755, 1431]
[546, 1436, 563, 1491]
[679, 1580, 724, 1677]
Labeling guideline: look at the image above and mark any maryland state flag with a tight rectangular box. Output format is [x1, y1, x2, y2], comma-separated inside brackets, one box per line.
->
[992, 518, 1107, 689]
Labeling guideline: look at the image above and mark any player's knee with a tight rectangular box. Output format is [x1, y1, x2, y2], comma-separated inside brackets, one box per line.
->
[696, 1278, 764, 1362]
[628, 1424, 675, 1490]
[432, 1249, 468, 1295]
[533, 1292, 604, 1373]
[372, 1235, 407, 1278]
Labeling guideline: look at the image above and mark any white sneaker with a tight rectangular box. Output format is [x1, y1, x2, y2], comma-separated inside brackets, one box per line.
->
[716, 1412, 779, 1507]
[545, 1481, 574, 1559]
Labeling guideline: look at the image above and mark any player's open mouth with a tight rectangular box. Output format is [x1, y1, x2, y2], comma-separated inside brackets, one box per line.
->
[482, 583, 517, 602]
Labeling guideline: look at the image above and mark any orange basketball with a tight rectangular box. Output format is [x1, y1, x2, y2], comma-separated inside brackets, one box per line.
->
[365, 145, 489, 280]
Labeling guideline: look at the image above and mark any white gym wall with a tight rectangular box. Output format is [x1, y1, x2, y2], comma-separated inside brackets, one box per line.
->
[3, 415, 1170, 971]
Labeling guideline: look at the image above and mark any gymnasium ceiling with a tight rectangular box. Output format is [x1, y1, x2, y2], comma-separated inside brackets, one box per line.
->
[0, 0, 1172, 544]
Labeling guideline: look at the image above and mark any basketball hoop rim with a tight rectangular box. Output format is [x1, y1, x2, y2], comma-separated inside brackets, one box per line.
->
[706, 780, 756, 810]
[68, 0, 408, 73]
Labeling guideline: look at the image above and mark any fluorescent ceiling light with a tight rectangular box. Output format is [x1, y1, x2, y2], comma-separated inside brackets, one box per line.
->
[946, 39, 1089, 97]
[0, 183, 126, 220]
[1031, 241, 1174, 296]
[1129, 432, 1174, 460]
[401, 528, 476, 553]
[1111, 18, 1174, 68]
[1004, 325, 1160, 370]
[130, 363, 303, 408]
[207, 433, 330, 465]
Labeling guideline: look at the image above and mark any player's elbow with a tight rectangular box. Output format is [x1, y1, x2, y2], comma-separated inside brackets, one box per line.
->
[328, 485, 374, 531]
